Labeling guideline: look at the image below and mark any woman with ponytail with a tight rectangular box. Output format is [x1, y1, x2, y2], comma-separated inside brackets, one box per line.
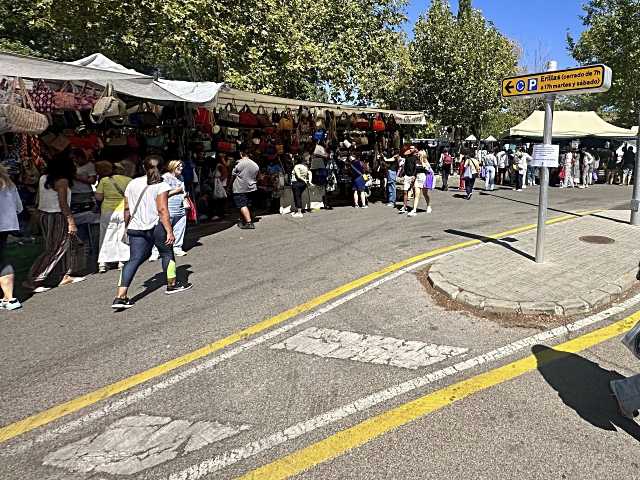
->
[112, 157, 192, 310]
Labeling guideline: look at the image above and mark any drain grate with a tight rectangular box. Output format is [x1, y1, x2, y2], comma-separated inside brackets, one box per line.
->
[579, 235, 615, 245]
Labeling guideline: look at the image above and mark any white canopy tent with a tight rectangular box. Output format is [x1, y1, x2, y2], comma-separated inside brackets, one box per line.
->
[484, 135, 497, 142]
[464, 134, 477, 142]
[508, 111, 637, 139]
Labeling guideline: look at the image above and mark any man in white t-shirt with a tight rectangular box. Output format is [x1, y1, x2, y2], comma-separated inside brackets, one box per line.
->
[112, 160, 192, 310]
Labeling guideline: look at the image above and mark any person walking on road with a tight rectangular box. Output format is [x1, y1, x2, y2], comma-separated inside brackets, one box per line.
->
[291, 158, 312, 217]
[561, 150, 576, 188]
[399, 146, 418, 214]
[350, 155, 368, 208]
[440, 148, 453, 191]
[408, 150, 434, 217]
[385, 150, 400, 206]
[95, 161, 131, 273]
[483, 148, 497, 191]
[623, 146, 635, 186]
[112, 157, 192, 310]
[462, 154, 480, 200]
[496, 147, 507, 185]
[232, 151, 259, 229]
[605, 148, 618, 185]
[150, 160, 189, 260]
[580, 148, 594, 188]
[25, 151, 85, 293]
[513, 150, 527, 192]
[0, 166, 23, 310]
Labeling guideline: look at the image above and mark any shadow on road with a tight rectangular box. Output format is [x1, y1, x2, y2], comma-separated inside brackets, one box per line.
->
[444, 228, 535, 261]
[532, 345, 640, 441]
[129, 264, 194, 304]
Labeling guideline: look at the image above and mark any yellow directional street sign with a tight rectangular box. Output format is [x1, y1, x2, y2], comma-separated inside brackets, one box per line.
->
[501, 64, 612, 99]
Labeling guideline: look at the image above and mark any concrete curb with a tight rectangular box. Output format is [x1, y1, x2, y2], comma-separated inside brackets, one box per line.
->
[427, 266, 639, 317]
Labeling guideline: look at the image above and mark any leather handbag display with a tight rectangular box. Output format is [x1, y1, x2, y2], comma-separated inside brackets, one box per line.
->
[372, 113, 386, 132]
[256, 106, 272, 128]
[75, 83, 100, 111]
[314, 109, 326, 130]
[239, 104, 258, 127]
[91, 83, 127, 123]
[130, 103, 160, 127]
[219, 103, 240, 124]
[216, 140, 236, 153]
[356, 114, 371, 130]
[278, 110, 294, 131]
[336, 112, 350, 130]
[54, 82, 77, 110]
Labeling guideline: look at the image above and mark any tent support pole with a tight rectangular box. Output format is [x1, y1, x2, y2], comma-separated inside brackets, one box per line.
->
[631, 109, 640, 225]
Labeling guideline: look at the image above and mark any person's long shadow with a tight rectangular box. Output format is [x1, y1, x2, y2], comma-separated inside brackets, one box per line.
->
[533, 345, 640, 441]
[129, 264, 193, 303]
[445, 229, 535, 262]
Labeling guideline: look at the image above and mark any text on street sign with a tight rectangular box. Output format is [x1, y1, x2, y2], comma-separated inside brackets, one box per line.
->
[531, 144, 559, 168]
[501, 65, 612, 99]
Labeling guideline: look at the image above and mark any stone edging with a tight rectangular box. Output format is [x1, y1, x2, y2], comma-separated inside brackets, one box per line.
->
[427, 264, 639, 316]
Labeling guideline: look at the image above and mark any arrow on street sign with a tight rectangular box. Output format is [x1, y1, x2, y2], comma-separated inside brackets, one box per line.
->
[501, 64, 612, 99]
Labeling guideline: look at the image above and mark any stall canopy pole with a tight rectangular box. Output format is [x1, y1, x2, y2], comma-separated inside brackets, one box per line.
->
[631, 108, 640, 225]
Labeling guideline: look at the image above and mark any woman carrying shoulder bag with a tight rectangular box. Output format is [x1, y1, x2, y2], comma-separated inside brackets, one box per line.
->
[112, 158, 192, 310]
[0, 166, 23, 310]
[462, 154, 480, 200]
[95, 161, 132, 273]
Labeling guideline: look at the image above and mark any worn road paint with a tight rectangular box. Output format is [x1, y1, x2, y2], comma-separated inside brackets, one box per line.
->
[0, 210, 600, 445]
[271, 327, 467, 369]
[235, 309, 640, 480]
[163, 291, 640, 480]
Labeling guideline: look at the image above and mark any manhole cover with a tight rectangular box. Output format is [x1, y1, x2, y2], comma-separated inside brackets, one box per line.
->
[579, 235, 615, 245]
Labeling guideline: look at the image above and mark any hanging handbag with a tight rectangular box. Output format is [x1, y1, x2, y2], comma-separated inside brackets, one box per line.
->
[218, 103, 240, 124]
[53, 82, 77, 110]
[372, 113, 386, 132]
[91, 83, 126, 123]
[356, 114, 370, 130]
[130, 103, 160, 127]
[122, 185, 149, 245]
[239, 104, 258, 128]
[278, 110, 294, 131]
[256, 106, 271, 127]
[0, 79, 49, 135]
[314, 109, 326, 130]
[336, 112, 350, 130]
[216, 140, 236, 153]
[30, 79, 55, 113]
[74, 83, 99, 111]
[271, 108, 281, 125]
[386, 113, 398, 132]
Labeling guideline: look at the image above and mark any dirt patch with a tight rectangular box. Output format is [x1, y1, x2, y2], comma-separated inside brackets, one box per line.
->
[416, 266, 640, 330]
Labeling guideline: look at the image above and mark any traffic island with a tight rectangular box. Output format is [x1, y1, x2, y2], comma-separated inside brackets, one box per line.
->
[426, 210, 640, 317]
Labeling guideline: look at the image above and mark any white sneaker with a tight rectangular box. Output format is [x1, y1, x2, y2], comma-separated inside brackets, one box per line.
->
[174, 249, 188, 257]
[398, 207, 407, 214]
[279, 207, 285, 215]
[148, 255, 159, 262]
[407, 210, 417, 217]
[98, 263, 107, 274]
[361, 205, 368, 209]
[426, 206, 432, 214]
[386, 203, 395, 207]
[291, 212, 303, 218]
[118, 262, 125, 270]
[0, 298, 22, 311]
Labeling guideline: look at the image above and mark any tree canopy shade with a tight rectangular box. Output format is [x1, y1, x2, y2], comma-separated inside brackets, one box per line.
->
[0, 0, 408, 106]
[568, 0, 640, 126]
[407, 0, 518, 138]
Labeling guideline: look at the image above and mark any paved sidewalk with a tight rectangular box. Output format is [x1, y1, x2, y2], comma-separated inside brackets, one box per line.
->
[428, 210, 640, 316]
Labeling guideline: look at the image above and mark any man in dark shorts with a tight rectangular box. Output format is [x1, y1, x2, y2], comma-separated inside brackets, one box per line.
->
[231, 151, 259, 229]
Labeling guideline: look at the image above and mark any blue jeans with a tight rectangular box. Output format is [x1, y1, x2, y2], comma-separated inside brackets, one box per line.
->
[387, 170, 397, 204]
[526, 166, 535, 185]
[120, 223, 175, 288]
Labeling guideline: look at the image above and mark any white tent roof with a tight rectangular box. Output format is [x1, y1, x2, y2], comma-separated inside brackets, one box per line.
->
[68, 54, 224, 103]
[0, 52, 151, 81]
[465, 134, 477, 141]
[484, 135, 497, 142]
[509, 111, 636, 139]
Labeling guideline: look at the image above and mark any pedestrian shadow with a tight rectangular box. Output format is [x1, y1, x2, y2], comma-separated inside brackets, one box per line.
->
[128, 264, 193, 304]
[444, 228, 535, 262]
[532, 345, 640, 441]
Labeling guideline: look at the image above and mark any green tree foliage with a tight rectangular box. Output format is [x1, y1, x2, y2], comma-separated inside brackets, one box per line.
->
[568, 0, 640, 126]
[407, 0, 518, 137]
[0, 0, 408, 104]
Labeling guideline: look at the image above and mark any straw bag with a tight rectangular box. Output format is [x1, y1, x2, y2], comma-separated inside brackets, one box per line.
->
[0, 79, 49, 135]
[90, 83, 126, 123]
[54, 82, 77, 110]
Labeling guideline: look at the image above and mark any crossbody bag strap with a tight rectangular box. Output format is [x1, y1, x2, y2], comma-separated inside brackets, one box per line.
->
[109, 177, 126, 197]
[128, 185, 149, 226]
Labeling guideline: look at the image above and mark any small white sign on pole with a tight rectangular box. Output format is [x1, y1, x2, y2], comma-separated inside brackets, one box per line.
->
[531, 144, 559, 168]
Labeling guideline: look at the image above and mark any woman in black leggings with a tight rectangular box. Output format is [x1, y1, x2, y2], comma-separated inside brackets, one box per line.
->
[112, 158, 192, 310]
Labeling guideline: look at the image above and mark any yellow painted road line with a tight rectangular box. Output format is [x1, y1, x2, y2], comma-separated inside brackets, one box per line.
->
[239, 308, 640, 480]
[0, 210, 600, 444]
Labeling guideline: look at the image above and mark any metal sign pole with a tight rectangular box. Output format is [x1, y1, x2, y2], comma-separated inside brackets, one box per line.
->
[535, 61, 558, 264]
[630, 109, 640, 225]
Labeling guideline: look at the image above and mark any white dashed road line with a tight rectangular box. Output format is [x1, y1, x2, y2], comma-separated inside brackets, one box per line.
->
[163, 293, 640, 480]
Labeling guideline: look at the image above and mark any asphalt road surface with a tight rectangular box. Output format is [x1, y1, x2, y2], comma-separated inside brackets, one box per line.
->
[2, 182, 639, 480]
